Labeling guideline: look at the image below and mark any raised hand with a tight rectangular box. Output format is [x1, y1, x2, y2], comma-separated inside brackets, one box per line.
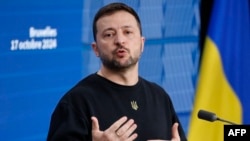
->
[171, 123, 180, 141]
[91, 116, 138, 141]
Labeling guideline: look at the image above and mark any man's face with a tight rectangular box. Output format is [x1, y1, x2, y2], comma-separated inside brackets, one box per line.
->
[92, 11, 145, 70]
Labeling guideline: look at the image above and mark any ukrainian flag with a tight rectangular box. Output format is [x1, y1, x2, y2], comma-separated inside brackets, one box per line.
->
[188, 0, 250, 141]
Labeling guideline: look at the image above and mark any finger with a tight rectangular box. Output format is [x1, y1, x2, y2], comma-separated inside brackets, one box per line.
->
[91, 116, 99, 131]
[122, 122, 137, 138]
[171, 123, 180, 141]
[109, 116, 128, 132]
[127, 132, 138, 141]
[116, 119, 135, 136]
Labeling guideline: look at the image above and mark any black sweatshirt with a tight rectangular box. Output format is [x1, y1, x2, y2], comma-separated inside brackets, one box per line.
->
[47, 73, 187, 141]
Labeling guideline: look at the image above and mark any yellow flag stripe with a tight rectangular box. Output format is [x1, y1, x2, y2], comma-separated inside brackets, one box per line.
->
[188, 37, 242, 141]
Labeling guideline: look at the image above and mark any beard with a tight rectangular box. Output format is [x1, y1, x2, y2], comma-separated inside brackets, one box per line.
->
[99, 46, 141, 71]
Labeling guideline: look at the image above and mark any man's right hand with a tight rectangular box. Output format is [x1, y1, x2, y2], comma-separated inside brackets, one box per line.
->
[91, 116, 138, 141]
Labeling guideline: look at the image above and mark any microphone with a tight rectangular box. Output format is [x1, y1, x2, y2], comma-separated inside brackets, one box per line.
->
[197, 109, 239, 125]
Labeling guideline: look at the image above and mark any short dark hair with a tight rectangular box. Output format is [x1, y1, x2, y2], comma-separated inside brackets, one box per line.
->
[92, 2, 142, 41]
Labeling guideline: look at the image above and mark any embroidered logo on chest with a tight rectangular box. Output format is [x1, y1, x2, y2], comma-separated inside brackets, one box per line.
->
[131, 101, 138, 110]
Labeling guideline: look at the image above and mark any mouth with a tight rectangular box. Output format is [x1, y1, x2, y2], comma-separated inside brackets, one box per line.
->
[114, 46, 129, 57]
[116, 49, 127, 57]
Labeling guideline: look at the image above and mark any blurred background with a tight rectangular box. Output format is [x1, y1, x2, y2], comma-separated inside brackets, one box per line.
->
[1, 0, 249, 141]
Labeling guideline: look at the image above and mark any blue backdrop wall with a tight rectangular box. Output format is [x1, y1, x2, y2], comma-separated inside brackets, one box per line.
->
[0, 0, 200, 140]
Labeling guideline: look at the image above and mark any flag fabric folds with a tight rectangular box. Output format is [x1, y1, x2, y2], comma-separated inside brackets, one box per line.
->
[188, 0, 250, 141]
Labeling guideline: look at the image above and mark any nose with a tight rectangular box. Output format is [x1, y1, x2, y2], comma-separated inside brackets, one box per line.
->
[114, 31, 125, 45]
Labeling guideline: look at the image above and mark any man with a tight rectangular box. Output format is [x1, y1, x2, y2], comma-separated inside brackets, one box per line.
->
[47, 2, 187, 141]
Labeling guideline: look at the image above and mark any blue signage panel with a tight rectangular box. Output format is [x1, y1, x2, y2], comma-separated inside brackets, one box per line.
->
[0, 1, 83, 141]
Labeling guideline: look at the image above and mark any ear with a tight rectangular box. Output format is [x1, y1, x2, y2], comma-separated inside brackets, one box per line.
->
[91, 42, 99, 57]
[141, 37, 145, 53]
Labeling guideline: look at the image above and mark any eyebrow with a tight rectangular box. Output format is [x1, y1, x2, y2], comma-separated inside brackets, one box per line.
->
[121, 25, 134, 29]
[102, 25, 134, 32]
